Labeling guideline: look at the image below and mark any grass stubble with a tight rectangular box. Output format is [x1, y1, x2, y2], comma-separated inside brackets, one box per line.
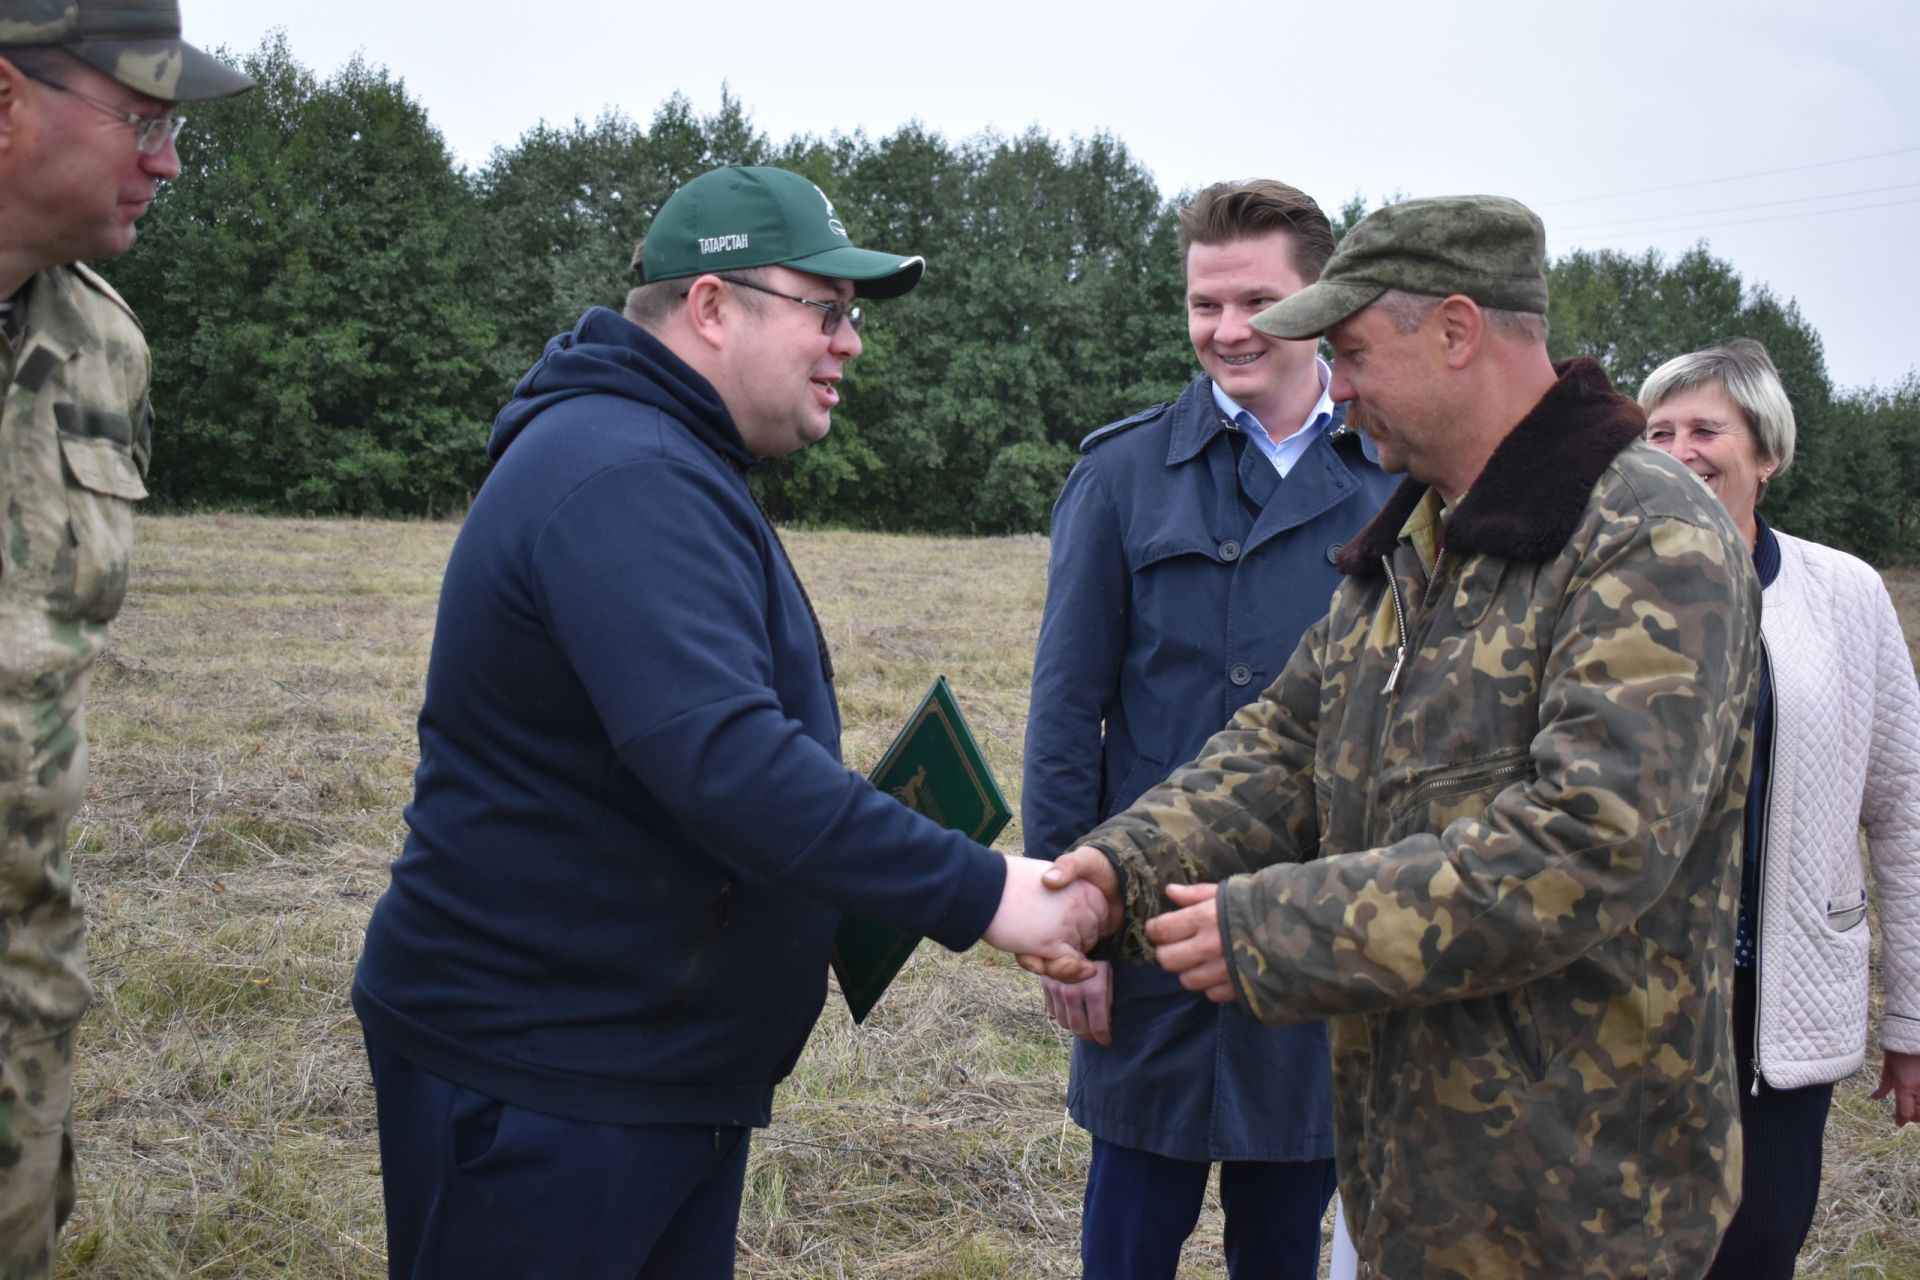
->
[56, 514, 1920, 1278]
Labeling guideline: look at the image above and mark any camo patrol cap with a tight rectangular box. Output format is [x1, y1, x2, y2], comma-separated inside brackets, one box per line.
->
[1252, 194, 1548, 339]
[635, 165, 926, 300]
[0, 0, 253, 102]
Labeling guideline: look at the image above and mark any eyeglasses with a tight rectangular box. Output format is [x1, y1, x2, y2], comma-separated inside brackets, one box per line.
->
[716, 275, 864, 335]
[21, 70, 184, 155]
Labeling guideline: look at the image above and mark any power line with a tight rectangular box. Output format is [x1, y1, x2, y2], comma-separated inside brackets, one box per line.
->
[1555, 182, 1920, 234]
[1537, 145, 1920, 207]
[1554, 195, 1920, 246]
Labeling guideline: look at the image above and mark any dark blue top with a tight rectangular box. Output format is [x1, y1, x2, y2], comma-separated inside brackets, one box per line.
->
[1023, 375, 1398, 1161]
[1736, 512, 1782, 968]
[353, 308, 1005, 1127]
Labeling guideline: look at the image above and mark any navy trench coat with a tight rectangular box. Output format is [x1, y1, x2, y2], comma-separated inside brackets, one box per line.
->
[1023, 374, 1397, 1162]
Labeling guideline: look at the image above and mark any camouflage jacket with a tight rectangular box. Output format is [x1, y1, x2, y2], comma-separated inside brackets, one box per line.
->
[0, 263, 151, 1031]
[1085, 360, 1759, 1280]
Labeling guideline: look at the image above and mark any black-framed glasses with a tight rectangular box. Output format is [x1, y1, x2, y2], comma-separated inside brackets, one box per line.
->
[21, 70, 184, 155]
[716, 275, 864, 335]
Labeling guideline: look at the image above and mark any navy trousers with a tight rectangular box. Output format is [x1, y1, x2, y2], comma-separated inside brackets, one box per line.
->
[1081, 1136, 1336, 1280]
[365, 1039, 751, 1280]
[1704, 966, 1835, 1280]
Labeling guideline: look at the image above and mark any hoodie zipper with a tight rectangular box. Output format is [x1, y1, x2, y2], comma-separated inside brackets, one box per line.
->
[1749, 638, 1776, 1096]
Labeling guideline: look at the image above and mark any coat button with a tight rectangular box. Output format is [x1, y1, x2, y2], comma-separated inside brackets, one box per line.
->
[1229, 663, 1253, 686]
[1219, 539, 1241, 561]
[1327, 541, 1345, 564]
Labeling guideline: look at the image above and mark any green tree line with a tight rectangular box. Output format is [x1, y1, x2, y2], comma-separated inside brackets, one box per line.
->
[107, 35, 1920, 559]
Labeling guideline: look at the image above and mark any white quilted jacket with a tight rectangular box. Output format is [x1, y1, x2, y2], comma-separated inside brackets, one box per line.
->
[1754, 531, 1920, 1088]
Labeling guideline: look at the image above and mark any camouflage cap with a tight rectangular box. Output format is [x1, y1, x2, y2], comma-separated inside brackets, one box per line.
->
[1251, 194, 1547, 340]
[0, 0, 253, 103]
[636, 165, 925, 300]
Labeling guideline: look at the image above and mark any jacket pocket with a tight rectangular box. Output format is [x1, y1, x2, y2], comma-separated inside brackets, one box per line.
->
[1385, 749, 1535, 844]
[1111, 750, 1170, 816]
[1313, 770, 1334, 849]
[56, 431, 146, 622]
[1826, 892, 1868, 934]
[650, 876, 735, 1025]
[1445, 552, 1508, 629]
[1494, 990, 1547, 1084]
[449, 1083, 506, 1171]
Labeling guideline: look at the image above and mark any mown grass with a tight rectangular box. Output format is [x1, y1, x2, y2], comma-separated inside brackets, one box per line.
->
[58, 514, 1920, 1278]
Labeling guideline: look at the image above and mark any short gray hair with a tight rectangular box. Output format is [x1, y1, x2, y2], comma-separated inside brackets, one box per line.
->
[0, 46, 78, 79]
[621, 246, 769, 331]
[621, 278, 685, 330]
[1637, 338, 1796, 477]
[1370, 289, 1548, 345]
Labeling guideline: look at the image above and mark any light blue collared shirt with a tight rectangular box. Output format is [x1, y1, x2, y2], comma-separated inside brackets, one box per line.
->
[1210, 357, 1336, 478]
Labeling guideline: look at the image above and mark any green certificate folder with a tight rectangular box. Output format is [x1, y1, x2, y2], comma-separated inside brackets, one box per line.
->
[831, 676, 1012, 1024]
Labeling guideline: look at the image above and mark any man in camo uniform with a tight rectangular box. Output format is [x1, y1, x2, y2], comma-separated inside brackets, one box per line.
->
[0, 2, 249, 1268]
[1043, 196, 1761, 1278]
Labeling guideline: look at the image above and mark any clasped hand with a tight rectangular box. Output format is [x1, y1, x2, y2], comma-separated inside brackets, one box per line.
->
[1036, 847, 1237, 1005]
[981, 853, 1117, 982]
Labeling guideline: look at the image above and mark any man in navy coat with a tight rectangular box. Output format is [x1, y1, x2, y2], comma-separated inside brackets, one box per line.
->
[1023, 179, 1396, 1279]
[354, 166, 1106, 1280]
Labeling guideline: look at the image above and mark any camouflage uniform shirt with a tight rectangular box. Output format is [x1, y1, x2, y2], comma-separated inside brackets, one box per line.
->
[1084, 360, 1760, 1279]
[0, 263, 151, 1038]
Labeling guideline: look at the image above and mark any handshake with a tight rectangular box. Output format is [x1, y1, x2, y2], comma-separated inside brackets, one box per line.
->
[980, 849, 1235, 1004]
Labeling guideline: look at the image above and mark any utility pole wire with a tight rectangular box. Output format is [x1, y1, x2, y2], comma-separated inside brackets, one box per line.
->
[1537, 146, 1920, 207]
[1552, 195, 1920, 247]
[1553, 182, 1920, 234]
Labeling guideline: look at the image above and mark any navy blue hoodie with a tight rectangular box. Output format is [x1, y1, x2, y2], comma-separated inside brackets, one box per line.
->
[352, 308, 1006, 1126]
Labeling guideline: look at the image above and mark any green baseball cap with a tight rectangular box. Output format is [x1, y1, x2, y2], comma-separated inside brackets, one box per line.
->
[1251, 194, 1548, 340]
[0, 0, 253, 103]
[637, 165, 925, 300]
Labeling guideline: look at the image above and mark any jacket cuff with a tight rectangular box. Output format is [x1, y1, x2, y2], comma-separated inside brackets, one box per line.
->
[1884, 1011, 1920, 1057]
[1084, 844, 1132, 963]
[927, 845, 1007, 952]
[1084, 837, 1163, 964]
[1217, 875, 1266, 1022]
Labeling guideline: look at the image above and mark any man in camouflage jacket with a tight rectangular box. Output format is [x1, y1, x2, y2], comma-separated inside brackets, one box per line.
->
[1044, 196, 1761, 1279]
[0, 2, 249, 1268]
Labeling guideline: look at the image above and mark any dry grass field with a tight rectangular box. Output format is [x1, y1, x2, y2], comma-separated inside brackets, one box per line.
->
[55, 513, 1920, 1278]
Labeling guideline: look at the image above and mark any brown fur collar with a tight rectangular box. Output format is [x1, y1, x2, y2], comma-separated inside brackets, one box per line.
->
[1335, 358, 1646, 576]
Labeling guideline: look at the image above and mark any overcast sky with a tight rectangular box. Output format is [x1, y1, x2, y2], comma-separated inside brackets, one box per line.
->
[181, 0, 1917, 392]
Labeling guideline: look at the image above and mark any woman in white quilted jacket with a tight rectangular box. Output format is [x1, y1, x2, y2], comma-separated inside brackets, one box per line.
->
[1641, 338, 1920, 1279]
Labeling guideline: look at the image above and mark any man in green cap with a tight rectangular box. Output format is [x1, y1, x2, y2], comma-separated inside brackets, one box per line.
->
[351, 164, 1107, 1279]
[1037, 195, 1761, 1277]
[0, 2, 250, 1270]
